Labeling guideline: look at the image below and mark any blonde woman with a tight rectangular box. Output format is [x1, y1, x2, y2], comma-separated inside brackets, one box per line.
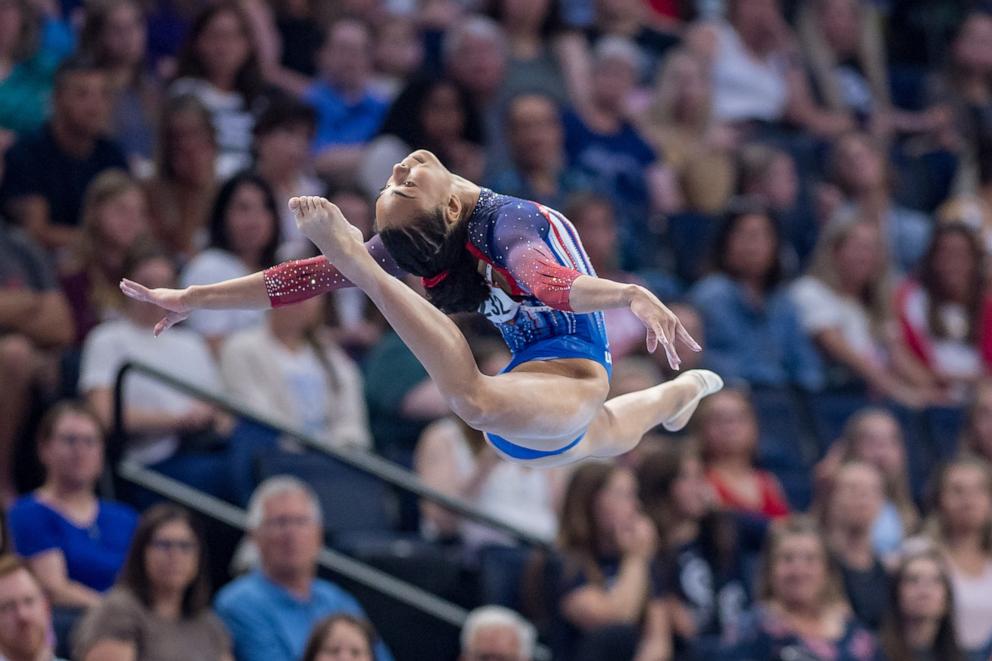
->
[789, 213, 932, 405]
[637, 48, 736, 216]
[722, 516, 880, 660]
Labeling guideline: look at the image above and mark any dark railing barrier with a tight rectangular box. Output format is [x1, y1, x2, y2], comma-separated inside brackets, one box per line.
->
[113, 360, 553, 550]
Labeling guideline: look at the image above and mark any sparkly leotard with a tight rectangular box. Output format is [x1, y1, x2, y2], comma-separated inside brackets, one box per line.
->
[263, 189, 612, 459]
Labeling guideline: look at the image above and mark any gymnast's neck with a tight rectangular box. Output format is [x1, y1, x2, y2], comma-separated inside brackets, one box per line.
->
[450, 174, 483, 222]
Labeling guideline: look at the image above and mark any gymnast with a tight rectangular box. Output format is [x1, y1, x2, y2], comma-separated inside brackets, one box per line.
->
[121, 149, 723, 467]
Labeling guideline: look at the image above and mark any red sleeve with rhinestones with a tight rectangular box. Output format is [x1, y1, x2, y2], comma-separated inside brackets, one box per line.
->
[263, 235, 405, 307]
[505, 243, 582, 311]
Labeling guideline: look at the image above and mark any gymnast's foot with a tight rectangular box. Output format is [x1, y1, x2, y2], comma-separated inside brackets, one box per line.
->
[289, 196, 365, 262]
[661, 369, 724, 432]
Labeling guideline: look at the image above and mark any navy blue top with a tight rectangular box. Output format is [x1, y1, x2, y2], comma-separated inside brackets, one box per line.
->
[8, 494, 138, 592]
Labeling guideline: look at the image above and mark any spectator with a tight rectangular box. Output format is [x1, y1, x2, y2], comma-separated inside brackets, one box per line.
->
[220, 295, 372, 451]
[179, 171, 280, 352]
[817, 407, 919, 556]
[0, 0, 62, 137]
[370, 13, 424, 102]
[737, 142, 816, 270]
[488, 92, 592, 211]
[923, 457, 992, 656]
[895, 223, 992, 404]
[879, 545, 964, 661]
[59, 169, 151, 345]
[308, 17, 388, 182]
[415, 335, 562, 548]
[78, 0, 160, 172]
[251, 96, 322, 261]
[359, 77, 485, 199]
[0, 222, 72, 499]
[73, 504, 233, 661]
[459, 606, 535, 661]
[555, 462, 670, 661]
[302, 614, 379, 661]
[962, 378, 992, 464]
[637, 443, 752, 654]
[931, 10, 992, 185]
[638, 48, 736, 216]
[797, 0, 946, 138]
[815, 461, 890, 630]
[688, 200, 824, 390]
[79, 244, 262, 503]
[0, 555, 68, 661]
[824, 131, 932, 273]
[562, 36, 678, 268]
[790, 213, 929, 404]
[686, 0, 852, 136]
[214, 477, 394, 661]
[487, 0, 569, 105]
[143, 94, 218, 261]
[693, 389, 791, 520]
[7, 401, 137, 609]
[0, 55, 127, 251]
[171, 2, 267, 178]
[442, 16, 509, 167]
[723, 516, 880, 661]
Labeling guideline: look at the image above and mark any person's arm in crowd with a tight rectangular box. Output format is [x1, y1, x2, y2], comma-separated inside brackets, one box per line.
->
[783, 67, 856, 138]
[553, 30, 593, 117]
[634, 599, 673, 661]
[399, 379, 450, 420]
[413, 423, 465, 538]
[313, 146, 368, 183]
[560, 514, 656, 629]
[0, 289, 73, 348]
[82, 640, 136, 661]
[8, 196, 80, 251]
[646, 163, 684, 216]
[26, 550, 101, 608]
[86, 387, 217, 437]
[811, 328, 929, 407]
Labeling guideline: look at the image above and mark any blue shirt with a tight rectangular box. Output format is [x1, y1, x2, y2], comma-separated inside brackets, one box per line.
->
[689, 273, 825, 390]
[7, 495, 137, 592]
[214, 570, 393, 661]
[305, 82, 387, 151]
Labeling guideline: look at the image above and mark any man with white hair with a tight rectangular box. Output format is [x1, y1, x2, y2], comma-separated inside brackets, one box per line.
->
[459, 606, 536, 661]
[214, 476, 393, 661]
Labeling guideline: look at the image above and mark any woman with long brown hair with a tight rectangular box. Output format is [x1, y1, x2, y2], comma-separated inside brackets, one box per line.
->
[73, 504, 232, 661]
[555, 462, 670, 661]
[878, 545, 963, 661]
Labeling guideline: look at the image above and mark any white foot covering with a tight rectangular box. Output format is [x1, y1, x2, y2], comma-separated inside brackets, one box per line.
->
[661, 369, 724, 432]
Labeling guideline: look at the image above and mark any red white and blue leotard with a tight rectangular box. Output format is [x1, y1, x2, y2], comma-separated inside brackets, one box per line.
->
[263, 189, 612, 459]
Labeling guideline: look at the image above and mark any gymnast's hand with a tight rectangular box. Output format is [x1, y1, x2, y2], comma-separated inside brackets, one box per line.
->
[289, 196, 364, 261]
[628, 287, 701, 371]
[119, 279, 191, 336]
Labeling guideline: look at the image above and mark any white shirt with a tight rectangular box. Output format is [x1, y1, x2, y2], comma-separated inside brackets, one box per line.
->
[790, 275, 882, 362]
[180, 249, 266, 339]
[170, 78, 254, 178]
[949, 557, 992, 650]
[79, 318, 224, 464]
[710, 21, 789, 123]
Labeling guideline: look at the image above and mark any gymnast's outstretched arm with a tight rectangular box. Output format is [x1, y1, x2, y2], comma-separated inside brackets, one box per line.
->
[119, 235, 405, 336]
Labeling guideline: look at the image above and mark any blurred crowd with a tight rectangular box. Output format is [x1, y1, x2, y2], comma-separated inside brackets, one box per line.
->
[2, 0, 992, 659]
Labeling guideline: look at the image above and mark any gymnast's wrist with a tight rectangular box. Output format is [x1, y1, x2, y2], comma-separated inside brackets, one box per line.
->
[623, 284, 648, 307]
[181, 285, 202, 310]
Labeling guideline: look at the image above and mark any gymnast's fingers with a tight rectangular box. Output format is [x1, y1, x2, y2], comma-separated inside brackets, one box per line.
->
[676, 322, 702, 352]
[119, 278, 151, 302]
[658, 324, 681, 371]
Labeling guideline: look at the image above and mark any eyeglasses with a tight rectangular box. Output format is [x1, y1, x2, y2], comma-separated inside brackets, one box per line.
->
[51, 433, 101, 446]
[260, 515, 317, 530]
[148, 538, 198, 553]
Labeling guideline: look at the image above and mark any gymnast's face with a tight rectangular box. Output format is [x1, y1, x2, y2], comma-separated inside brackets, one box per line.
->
[374, 150, 454, 231]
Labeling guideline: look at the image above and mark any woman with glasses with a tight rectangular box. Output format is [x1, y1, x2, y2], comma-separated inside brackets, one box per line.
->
[7, 400, 138, 609]
[73, 503, 233, 661]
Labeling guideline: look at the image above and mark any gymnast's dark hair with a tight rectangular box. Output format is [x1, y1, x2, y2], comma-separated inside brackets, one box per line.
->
[378, 209, 490, 314]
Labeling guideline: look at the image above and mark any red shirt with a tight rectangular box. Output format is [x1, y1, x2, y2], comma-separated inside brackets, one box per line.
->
[707, 468, 790, 519]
